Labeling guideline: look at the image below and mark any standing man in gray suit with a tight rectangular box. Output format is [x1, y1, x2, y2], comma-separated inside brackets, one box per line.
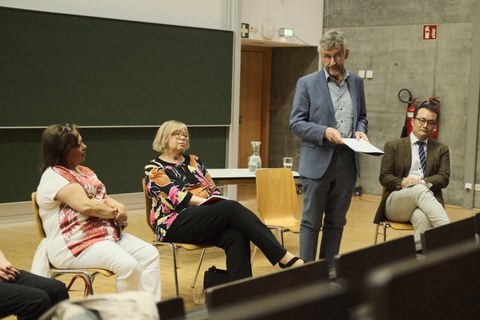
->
[290, 29, 369, 267]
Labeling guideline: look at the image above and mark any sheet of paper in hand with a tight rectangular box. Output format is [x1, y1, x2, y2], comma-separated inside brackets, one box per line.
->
[342, 138, 384, 156]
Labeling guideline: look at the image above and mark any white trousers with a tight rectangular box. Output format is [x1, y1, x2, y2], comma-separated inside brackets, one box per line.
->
[50, 233, 161, 301]
[385, 184, 450, 242]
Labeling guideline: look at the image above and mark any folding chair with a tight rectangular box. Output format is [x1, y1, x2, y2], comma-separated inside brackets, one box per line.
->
[420, 216, 477, 254]
[334, 235, 416, 306]
[208, 281, 351, 320]
[206, 260, 330, 311]
[366, 242, 480, 320]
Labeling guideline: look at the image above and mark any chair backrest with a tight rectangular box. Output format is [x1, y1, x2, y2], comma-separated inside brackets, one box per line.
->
[207, 281, 351, 320]
[32, 192, 47, 239]
[142, 178, 155, 233]
[255, 168, 297, 221]
[156, 296, 186, 320]
[206, 260, 330, 311]
[420, 217, 476, 254]
[334, 235, 416, 306]
[366, 242, 480, 320]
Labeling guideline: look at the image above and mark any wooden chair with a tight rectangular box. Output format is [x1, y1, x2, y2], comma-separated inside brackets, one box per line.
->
[32, 192, 114, 296]
[420, 216, 477, 254]
[255, 168, 301, 247]
[366, 242, 480, 320]
[205, 260, 330, 311]
[142, 178, 211, 296]
[334, 235, 416, 306]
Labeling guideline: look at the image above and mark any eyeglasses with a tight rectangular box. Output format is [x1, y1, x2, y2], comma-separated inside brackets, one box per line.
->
[172, 132, 189, 140]
[321, 53, 344, 62]
[414, 118, 437, 127]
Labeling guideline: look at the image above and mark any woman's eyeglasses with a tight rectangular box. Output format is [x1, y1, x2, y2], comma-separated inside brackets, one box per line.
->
[172, 131, 189, 140]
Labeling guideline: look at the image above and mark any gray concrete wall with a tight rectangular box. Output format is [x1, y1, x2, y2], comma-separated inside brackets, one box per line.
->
[269, 0, 478, 207]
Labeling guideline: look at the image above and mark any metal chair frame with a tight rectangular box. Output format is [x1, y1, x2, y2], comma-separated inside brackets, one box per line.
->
[374, 220, 414, 244]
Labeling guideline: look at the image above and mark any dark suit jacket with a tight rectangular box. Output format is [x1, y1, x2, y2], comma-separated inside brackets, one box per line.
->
[373, 137, 450, 224]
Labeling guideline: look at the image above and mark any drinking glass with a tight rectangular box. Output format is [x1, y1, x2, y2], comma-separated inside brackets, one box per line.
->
[192, 288, 205, 307]
[283, 157, 293, 169]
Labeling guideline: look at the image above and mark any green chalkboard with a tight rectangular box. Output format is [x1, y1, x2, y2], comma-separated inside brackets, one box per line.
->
[0, 127, 227, 203]
[0, 6, 233, 126]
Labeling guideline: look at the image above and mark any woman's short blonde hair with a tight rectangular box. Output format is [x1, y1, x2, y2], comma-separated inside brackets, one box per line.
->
[152, 120, 190, 154]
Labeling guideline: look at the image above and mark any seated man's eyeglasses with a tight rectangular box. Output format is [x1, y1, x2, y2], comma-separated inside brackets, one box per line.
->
[414, 118, 437, 127]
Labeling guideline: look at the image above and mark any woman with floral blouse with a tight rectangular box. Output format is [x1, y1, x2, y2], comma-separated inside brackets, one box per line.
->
[144, 120, 303, 281]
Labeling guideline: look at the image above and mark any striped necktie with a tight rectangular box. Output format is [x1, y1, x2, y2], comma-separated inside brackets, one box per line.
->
[417, 141, 426, 175]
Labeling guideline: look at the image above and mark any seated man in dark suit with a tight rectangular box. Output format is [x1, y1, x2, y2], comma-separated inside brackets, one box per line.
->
[374, 101, 450, 247]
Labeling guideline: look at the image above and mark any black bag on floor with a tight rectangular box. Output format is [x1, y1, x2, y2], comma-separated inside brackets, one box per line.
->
[203, 266, 229, 289]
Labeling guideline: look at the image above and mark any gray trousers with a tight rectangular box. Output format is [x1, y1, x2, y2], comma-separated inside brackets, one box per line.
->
[299, 147, 357, 267]
[385, 184, 450, 243]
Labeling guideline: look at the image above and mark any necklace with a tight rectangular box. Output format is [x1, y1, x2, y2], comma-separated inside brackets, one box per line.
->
[159, 154, 184, 164]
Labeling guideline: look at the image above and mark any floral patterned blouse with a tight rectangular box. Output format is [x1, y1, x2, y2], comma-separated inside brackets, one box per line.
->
[144, 154, 220, 241]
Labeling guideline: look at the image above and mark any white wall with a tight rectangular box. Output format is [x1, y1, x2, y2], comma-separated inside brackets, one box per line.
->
[0, 0, 230, 29]
[242, 0, 324, 46]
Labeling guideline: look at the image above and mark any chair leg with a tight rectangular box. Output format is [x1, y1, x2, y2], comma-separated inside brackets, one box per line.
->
[374, 224, 380, 244]
[251, 245, 257, 265]
[85, 274, 95, 296]
[170, 244, 180, 296]
[279, 229, 285, 247]
[190, 249, 206, 289]
[52, 271, 94, 297]
[383, 222, 388, 242]
[268, 226, 283, 246]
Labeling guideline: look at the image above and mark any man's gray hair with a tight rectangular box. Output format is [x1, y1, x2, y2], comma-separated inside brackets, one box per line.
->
[319, 29, 347, 51]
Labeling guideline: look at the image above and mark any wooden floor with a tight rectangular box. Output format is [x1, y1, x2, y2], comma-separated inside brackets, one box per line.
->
[0, 185, 476, 319]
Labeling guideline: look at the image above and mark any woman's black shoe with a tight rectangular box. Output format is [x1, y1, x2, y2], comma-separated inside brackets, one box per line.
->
[279, 256, 301, 269]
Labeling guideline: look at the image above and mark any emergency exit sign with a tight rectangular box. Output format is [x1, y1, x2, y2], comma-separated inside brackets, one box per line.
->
[423, 24, 438, 40]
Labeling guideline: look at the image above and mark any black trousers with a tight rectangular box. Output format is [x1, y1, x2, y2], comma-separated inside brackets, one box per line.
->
[0, 270, 69, 320]
[165, 200, 287, 281]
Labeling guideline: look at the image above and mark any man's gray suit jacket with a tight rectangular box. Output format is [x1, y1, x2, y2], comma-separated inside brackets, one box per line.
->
[290, 69, 368, 180]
